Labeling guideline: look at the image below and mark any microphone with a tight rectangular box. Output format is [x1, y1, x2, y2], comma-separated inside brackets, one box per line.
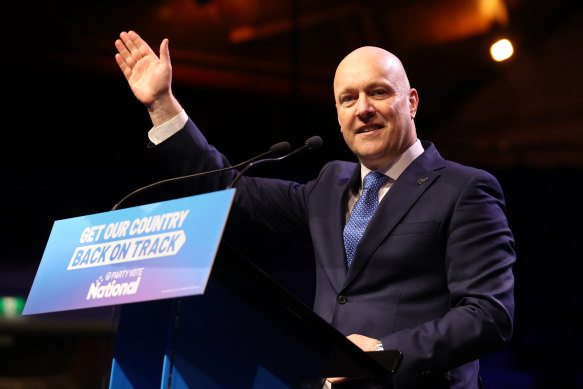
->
[226, 135, 323, 189]
[111, 141, 291, 211]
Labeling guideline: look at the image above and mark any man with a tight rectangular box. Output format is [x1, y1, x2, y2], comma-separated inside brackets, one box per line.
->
[114, 30, 515, 388]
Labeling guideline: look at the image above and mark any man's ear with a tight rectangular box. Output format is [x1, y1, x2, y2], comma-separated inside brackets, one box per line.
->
[408, 88, 419, 118]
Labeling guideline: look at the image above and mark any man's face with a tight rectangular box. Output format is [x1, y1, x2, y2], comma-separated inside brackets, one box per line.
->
[334, 48, 418, 170]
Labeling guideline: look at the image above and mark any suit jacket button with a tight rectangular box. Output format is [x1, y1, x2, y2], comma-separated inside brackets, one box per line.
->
[337, 294, 347, 304]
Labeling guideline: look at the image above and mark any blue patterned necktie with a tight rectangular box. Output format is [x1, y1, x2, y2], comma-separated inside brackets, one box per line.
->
[343, 171, 389, 267]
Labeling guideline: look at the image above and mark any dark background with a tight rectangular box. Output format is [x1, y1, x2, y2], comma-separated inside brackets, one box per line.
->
[1, 0, 582, 387]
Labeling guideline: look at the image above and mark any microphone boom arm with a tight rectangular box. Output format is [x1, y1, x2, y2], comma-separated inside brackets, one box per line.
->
[111, 142, 290, 211]
[227, 136, 322, 189]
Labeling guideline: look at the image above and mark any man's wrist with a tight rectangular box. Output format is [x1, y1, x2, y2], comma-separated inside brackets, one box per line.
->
[147, 93, 183, 128]
[376, 340, 384, 351]
[148, 109, 188, 145]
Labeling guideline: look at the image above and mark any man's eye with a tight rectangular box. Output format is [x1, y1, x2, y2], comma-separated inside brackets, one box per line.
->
[372, 89, 388, 97]
[341, 96, 355, 105]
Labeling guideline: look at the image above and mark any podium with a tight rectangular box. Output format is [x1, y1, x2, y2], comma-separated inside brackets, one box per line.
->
[23, 191, 401, 388]
[108, 242, 401, 388]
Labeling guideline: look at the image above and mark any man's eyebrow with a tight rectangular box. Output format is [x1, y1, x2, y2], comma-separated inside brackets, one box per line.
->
[366, 81, 396, 92]
[335, 81, 397, 99]
[336, 86, 356, 95]
[335, 88, 356, 103]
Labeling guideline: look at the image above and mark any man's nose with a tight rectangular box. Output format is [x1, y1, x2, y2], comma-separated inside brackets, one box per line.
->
[356, 96, 374, 119]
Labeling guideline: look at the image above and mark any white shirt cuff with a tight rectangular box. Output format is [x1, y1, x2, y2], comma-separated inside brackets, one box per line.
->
[147, 110, 188, 145]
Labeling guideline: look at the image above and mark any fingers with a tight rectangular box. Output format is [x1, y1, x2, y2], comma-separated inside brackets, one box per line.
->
[115, 31, 153, 80]
[123, 31, 146, 59]
[114, 39, 135, 80]
[114, 30, 172, 89]
[126, 30, 160, 61]
[114, 34, 135, 69]
[327, 377, 348, 384]
[115, 30, 168, 68]
[346, 334, 378, 351]
[114, 53, 131, 79]
[115, 31, 147, 65]
[118, 31, 141, 65]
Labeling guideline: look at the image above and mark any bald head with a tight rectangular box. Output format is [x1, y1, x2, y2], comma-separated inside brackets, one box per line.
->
[332, 46, 419, 170]
[334, 46, 411, 101]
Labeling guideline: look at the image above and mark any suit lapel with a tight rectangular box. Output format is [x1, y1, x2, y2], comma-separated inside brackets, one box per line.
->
[343, 142, 444, 287]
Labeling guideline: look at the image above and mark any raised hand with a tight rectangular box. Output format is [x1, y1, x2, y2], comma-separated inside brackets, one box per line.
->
[115, 30, 182, 126]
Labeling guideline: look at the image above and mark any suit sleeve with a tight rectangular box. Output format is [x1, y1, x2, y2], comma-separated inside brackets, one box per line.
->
[150, 118, 312, 239]
[382, 170, 515, 387]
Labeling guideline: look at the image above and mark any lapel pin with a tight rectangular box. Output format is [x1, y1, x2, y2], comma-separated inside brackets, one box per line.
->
[417, 177, 429, 185]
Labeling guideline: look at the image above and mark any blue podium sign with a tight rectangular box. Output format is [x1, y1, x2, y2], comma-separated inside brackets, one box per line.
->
[23, 189, 235, 315]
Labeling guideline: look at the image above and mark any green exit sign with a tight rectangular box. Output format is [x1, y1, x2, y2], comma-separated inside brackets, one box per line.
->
[0, 296, 25, 317]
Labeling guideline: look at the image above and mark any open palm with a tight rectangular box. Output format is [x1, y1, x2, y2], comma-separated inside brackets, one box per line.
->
[115, 31, 171, 107]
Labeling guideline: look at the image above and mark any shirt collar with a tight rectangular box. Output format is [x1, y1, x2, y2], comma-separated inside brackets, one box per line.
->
[359, 139, 424, 184]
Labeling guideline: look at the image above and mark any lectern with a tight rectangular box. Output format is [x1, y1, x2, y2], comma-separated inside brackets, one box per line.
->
[23, 190, 401, 388]
[109, 242, 401, 388]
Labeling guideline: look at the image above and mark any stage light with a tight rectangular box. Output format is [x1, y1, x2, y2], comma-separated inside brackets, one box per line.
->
[490, 38, 514, 62]
[0, 296, 25, 317]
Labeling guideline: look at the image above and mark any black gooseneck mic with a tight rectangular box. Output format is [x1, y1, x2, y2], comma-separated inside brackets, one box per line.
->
[111, 141, 291, 211]
[226, 135, 323, 189]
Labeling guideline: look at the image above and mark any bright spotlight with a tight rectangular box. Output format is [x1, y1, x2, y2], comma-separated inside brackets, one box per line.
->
[490, 38, 514, 62]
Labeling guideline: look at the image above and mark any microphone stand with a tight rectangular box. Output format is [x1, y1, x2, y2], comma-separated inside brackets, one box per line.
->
[111, 142, 290, 211]
[227, 136, 323, 189]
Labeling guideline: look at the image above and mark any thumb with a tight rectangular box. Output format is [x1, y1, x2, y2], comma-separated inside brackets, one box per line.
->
[160, 38, 171, 67]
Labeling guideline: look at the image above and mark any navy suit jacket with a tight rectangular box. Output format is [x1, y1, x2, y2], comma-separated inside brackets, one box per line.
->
[153, 119, 515, 389]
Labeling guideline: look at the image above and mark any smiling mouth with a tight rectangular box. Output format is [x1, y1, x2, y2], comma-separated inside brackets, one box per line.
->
[356, 124, 383, 134]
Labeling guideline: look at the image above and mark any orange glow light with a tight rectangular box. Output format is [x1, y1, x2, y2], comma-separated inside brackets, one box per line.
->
[490, 38, 514, 62]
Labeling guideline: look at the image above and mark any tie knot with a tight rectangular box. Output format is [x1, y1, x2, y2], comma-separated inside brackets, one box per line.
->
[363, 171, 389, 190]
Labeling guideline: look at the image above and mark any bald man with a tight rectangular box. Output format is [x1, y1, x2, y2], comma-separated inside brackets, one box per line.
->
[115, 31, 515, 389]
